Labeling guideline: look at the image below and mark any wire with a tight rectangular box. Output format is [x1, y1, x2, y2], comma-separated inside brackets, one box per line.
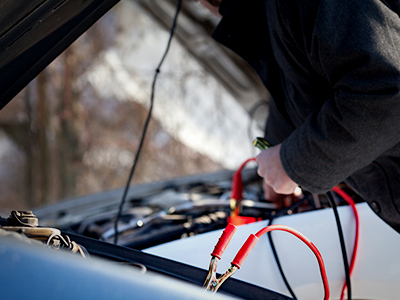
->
[256, 225, 330, 300]
[326, 191, 352, 300]
[267, 195, 312, 299]
[231, 158, 256, 202]
[231, 224, 330, 300]
[267, 188, 357, 300]
[113, 0, 182, 245]
[332, 186, 359, 300]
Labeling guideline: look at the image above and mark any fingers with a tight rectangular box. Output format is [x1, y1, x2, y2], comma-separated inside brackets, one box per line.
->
[263, 181, 302, 209]
[263, 181, 285, 209]
[256, 144, 298, 195]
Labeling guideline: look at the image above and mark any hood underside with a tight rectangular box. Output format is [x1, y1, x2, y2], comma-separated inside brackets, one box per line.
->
[0, 0, 119, 109]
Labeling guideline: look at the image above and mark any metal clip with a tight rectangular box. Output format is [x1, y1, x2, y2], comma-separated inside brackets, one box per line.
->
[203, 256, 238, 292]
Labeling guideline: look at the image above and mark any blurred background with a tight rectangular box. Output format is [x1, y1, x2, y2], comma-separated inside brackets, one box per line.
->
[0, 0, 269, 215]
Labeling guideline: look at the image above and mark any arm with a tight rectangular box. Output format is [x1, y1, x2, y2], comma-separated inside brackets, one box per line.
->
[275, 0, 400, 193]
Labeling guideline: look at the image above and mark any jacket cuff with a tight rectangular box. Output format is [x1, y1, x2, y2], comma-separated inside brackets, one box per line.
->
[280, 134, 336, 194]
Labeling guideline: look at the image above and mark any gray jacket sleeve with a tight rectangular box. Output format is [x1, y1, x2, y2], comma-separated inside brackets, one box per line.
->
[277, 0, 400, 193]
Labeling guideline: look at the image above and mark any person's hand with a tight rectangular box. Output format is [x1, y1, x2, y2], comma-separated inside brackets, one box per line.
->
[255, 143, 298, 195]
[262, 181, 302, 209]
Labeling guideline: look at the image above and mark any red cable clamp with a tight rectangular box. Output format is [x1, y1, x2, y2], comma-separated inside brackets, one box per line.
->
[204, 223, 238, 292]
[211, 223, 237, 260]
[204, 223, 330, 300]
[231, 234, 259, 268]
[229, 158, 259, 226]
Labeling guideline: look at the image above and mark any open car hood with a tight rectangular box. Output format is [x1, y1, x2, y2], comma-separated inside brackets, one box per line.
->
[0, 0, 119, 109]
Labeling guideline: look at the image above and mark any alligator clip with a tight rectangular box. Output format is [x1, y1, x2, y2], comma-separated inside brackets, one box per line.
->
[204, 223, 261, 292]
[203, 223, 238, 292]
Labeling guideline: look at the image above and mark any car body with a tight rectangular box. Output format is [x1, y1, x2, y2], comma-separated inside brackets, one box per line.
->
[2, 1, 400, 300]
[0, 2, 291, 299]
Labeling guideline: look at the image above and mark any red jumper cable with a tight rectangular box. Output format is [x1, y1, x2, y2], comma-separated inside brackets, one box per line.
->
[203, 223, 238, 292]
[228, 158, 258, 226]
[204, 223, 330, 300]
[332, 186, 359, 300]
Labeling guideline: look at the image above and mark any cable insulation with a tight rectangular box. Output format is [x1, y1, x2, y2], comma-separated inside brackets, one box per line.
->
[326, 191, 352, 300]
[332, 187, 359, 300]
[267, 196, 311, 299]
[255, 225, 330, 300]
